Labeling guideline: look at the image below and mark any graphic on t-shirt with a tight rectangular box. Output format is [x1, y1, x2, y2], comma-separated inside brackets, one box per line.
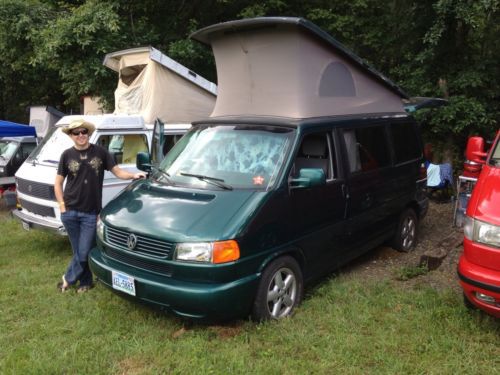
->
[89, 157, 103, 176]
[68, 160, 80, 176]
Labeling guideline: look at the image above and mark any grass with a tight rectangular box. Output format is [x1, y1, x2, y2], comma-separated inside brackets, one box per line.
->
[394, 264, 429, 281]
[1, 211, 499, 374]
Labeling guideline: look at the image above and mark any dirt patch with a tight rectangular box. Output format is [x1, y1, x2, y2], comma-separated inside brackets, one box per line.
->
[342, 200, 463, 291]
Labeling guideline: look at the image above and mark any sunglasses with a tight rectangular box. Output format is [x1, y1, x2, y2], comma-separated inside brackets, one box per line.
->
[71, 128, 89, 136]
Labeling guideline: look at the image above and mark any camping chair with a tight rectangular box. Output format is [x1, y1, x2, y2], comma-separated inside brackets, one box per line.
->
[426, 161, 455, 202]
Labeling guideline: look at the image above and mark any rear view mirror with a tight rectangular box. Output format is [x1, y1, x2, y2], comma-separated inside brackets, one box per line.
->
[136, 152, 152, 172]
[466, 136, 487, 164]
[290, 168, 326, 189]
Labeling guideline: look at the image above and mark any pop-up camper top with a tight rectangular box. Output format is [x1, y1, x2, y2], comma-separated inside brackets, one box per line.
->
[191, 17, 408, 118]
[103, 46, 217, 123]
[14, 47, 217, 234]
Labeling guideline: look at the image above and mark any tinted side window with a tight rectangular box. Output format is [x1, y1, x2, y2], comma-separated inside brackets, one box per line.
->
[390, 123, 421, 163]
[343, 126, 390, 173]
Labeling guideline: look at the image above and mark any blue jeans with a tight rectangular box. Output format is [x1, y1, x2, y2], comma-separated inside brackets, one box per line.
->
[61, 210, 97, 287]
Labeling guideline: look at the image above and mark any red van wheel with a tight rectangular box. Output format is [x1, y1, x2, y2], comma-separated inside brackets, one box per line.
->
[251, 256, 303, 321]
[391, 208, 418, 252]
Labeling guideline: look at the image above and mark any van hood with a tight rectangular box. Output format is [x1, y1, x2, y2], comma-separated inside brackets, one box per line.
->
[468, 165, 500, 226]
[101, 180, 267, 242]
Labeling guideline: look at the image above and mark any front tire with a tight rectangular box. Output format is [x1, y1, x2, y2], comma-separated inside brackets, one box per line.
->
[391, 208, 418, 252]
[252, 256, 303, 321]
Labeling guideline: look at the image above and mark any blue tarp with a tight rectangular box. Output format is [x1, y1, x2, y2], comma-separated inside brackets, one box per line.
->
[0, 120, 37, 137]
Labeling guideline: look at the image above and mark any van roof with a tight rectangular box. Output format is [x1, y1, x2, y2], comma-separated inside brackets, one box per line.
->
[194, 112, 412, 128]
[0, 136, 37, 143]
[55, 114, 146, 130]
[191, 17, 408, 119]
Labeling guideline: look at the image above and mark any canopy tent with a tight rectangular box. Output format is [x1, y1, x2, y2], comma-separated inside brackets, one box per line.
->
[103, 46, 217, 124]
[191, 17, 408, 119]
[0, 120, 37, 137]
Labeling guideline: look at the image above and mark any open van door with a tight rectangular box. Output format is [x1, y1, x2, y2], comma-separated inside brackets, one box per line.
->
[151, 118, 165, 166]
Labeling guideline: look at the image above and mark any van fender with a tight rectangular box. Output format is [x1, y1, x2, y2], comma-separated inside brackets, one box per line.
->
[256, 245, 306, 276]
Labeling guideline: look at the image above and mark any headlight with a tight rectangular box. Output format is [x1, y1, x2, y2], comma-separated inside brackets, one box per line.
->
[175, 240, 240, 264]
[0, 166, 4, 173]
[466, 217, 500, 248]
[96, 217, 105, 241]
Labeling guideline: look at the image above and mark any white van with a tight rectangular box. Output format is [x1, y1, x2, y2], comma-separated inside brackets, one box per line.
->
[13, 114, 190, 234]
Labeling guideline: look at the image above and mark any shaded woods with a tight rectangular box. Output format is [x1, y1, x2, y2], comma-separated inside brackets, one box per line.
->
[1, 0, 498, 148]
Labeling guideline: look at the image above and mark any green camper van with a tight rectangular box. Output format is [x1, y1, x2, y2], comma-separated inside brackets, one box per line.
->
[89, 17, 428, 320]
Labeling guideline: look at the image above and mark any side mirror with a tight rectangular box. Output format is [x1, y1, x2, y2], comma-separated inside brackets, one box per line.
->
[465, 136, 487, 164]
[136, 152, 152, 172]
[290, 168, 326, 189]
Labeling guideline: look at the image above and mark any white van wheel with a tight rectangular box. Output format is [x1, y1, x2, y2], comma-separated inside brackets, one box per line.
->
[392, 208, 418, 252]
[252, 256, 303, 321]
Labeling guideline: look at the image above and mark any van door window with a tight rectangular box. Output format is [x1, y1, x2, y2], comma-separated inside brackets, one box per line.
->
[390, 123, 421, 164]
[162, 134, 183, 157]
[293, 132, 335, 180]
[97, 134, 148, 164]
[343, 126, 390, 173]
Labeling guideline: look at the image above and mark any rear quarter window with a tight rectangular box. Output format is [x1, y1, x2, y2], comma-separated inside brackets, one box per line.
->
[343, 125, 391, 173]
[390, 123, 421, 164]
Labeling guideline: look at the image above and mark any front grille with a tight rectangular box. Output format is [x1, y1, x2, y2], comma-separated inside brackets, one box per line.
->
[19, 199, 55, 217]
[105, 226, 174, 259]
[16, 178, 55, 201]
[104, 247, 173, 276]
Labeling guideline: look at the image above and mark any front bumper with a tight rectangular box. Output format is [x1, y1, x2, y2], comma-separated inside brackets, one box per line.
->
[458, 255, 500, 318]
[89, 247, 260, 320]
[12, 209, 66, 235]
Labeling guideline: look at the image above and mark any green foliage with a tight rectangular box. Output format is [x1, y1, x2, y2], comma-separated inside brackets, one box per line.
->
[0, 0, 498, 144]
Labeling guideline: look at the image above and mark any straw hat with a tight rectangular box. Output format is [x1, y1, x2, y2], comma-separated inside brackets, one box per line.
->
[62, 119, 96, 136]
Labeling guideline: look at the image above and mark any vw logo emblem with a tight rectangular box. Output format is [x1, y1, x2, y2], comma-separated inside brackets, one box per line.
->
[28, 185, 32, 192]
[127, 234, 137, 250]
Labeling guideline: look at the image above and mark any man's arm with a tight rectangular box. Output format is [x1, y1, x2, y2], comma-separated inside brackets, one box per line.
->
[111, 165, 146, 180]
[54, 174, 66, 213]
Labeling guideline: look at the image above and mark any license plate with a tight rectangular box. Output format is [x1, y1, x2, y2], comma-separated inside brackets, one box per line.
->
[111, 270, 136, 296]
[22, 221, 30, 231]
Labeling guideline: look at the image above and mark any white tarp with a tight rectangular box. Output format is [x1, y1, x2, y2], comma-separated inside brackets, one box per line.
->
[104, 47, 217, 124]
[191, 17, 408, 119]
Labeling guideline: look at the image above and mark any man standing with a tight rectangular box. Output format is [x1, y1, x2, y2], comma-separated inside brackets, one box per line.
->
[55, 119, 145, 292]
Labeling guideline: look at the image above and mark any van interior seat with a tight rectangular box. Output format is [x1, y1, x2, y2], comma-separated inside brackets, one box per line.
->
[294, 136, 329, 177]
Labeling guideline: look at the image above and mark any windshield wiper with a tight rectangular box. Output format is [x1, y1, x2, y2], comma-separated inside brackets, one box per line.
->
[151, 165, 173, 184]
[180, 172, 233, 190]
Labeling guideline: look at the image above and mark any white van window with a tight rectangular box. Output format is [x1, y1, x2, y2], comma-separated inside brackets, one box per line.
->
[28, 127, 73, 165]
[97, 134, 148, 164]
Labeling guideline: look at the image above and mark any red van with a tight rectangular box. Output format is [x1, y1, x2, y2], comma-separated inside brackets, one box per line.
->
[458, 130, 500, 318]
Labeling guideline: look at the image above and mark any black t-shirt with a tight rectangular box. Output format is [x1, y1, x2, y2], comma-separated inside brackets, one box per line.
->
[57, 144, 116, 213]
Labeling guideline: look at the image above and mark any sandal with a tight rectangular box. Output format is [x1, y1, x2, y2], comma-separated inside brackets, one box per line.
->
[57, 275, 70, 292]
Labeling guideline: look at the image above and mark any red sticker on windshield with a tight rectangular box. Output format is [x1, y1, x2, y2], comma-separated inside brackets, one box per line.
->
[253, 175, 265, 185]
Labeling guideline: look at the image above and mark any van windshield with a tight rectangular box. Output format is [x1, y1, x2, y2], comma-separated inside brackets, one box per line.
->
[28, 127, 73, 165]
[158, 124, 294, 190]
[0, 140, 19, 161]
